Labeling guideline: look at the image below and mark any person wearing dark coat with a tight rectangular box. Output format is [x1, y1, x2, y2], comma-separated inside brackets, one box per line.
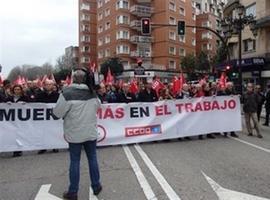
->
[242, 83, 262, 138]
[117, 83, 136, 103]
[263, 84, 270, 126]
[6, 85, 30, 157]
[35, 80, 59, 154]
[255, 85, 265, 122]
[137, 82, 158, 102]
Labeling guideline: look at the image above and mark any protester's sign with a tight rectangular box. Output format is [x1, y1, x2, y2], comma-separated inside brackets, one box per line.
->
[0, 96, 242, 152]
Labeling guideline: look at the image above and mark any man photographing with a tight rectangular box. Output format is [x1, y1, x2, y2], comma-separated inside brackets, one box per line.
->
[53, 68, 102, 200]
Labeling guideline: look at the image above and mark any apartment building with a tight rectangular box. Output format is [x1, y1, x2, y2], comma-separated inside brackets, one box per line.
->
[79, 0, 196, 73]
[79, 0, 97, 69]
[223, 0, 270, 84]
[194, 0, 227, 58]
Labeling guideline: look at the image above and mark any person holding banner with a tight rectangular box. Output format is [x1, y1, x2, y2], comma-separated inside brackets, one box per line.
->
[6, 84, 30, 157]
[53, 68, 102, 200]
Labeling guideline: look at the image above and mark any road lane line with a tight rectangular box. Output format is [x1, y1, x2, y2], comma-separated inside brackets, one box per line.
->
[35, 184, 62, 200]
[202, 171, 270, 200]
[134, 144, 181, 200]
[229, 137, 270, 154]
[123, 145, 157, 200]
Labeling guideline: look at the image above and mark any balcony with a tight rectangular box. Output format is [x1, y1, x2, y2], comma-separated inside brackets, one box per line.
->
[256, 9, 270, 28]
[130, 20, 141, 30]
[130, 50, 152, 58]
[135, 0, 152, 3]
[130, 5, 153, 17]
[130, 35, 153, 43]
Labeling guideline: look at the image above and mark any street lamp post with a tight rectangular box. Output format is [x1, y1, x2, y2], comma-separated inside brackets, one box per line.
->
[221, 4, 258, 94]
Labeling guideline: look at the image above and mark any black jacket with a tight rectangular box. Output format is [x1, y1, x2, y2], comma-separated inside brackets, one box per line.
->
[137, 89, 158, 102]
[242, 92, 259, 113]
[36, 90, 59, 103]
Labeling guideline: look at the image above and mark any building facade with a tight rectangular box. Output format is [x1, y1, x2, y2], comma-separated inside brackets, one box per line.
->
[79, 0, 97, 69]
[223, 0, 270, 85]
[79, 0, 197, 73]
[194, 0, 227, 58]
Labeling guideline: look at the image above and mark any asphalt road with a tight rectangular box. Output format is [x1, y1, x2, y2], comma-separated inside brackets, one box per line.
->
[0, 123, 270, 200]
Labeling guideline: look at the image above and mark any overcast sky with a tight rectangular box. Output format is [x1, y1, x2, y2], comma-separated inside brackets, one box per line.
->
[0, 0, 78, 77]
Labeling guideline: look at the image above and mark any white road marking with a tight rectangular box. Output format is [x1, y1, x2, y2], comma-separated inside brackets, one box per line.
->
[202, 171, 270, 200]
[229, 136, 270, 154]
[35, 184, 62, 200]
[134, 144, 181, 200]
[89, 187, 99, 200]
[123, 145, 157, 200]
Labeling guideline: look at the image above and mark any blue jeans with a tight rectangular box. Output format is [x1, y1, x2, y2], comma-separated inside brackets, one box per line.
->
[68, 140, 101, 193]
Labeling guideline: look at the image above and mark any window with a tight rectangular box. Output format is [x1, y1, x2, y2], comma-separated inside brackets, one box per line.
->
[81, 3, 90, 10]
[179, 7, 185, 16]
[81, 57, 90, 63]
[116, 45, 130, 54]
[81, 25, 89, 32]
[202, 21, 212, 28]
[116, 15, 129, 24]
[81, 14, 90, 21]
[169, 60, 176, 69]
[192, 13, 196, 20]
[169, 31, 176, 40]
[169, 2, 176, 11]
[179, 48, 186, 56]
[81, 35, 90, 42]
[98, 0, 103, 8]
[169, 17, 176, 25]
[243, 39, 256, 52]
[98, 38, 103, 46]
[82, 46, 90, 52]
[202, 32, 212, 39]
[179, 35, 185, 43]
[192, 38, 196, 46]
[105, 35, 111, 44]
[105, 49, 110, 57]
[169, 46, 176, 55]
[246, 3, 256, 17]
[105, 8, 110, 17]
[98, 13, 103, 21]
[105, 21, 111, 30]
[105, 0, 110, 3]
[98, 51, 104, 59]
[116, 30, 130, 40]
[98, 25, 103, 33]
[192, 27, 196, 33]
[116, 0, 129, 10]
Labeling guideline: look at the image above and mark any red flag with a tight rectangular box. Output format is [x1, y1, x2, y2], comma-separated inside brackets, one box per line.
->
[152, 78, 165, 95]
[0, 75, 3, 85]
[129, 79, 138, 94]
[199, 76, 207, 86]
[14, 75, 23, 85]
[179, 73, 186, 91]
[41, 75, 48, 85]
[172, 76, 180, 95]
[50, 73, 56, 83]
[65, 75, 72, 85]
[218, 72, 227, 88]
[106, 68, 114, 85]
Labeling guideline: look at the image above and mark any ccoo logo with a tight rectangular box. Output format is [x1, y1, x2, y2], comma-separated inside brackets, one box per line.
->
[97, 125, 106, 143]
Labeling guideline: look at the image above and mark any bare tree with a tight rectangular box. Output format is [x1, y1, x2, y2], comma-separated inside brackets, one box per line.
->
[7, 66, 22, 82]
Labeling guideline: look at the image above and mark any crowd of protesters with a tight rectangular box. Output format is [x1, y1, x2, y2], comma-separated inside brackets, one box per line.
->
[0, 75, 270, 157]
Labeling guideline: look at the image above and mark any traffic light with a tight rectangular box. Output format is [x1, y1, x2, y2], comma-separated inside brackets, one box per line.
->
[141, 18, 151, 35]
[225, 65, 231, 71]
[177, 21, 185, 35]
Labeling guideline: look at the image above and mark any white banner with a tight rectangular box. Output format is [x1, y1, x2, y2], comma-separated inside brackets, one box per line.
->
[0, 96, 242, 152]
